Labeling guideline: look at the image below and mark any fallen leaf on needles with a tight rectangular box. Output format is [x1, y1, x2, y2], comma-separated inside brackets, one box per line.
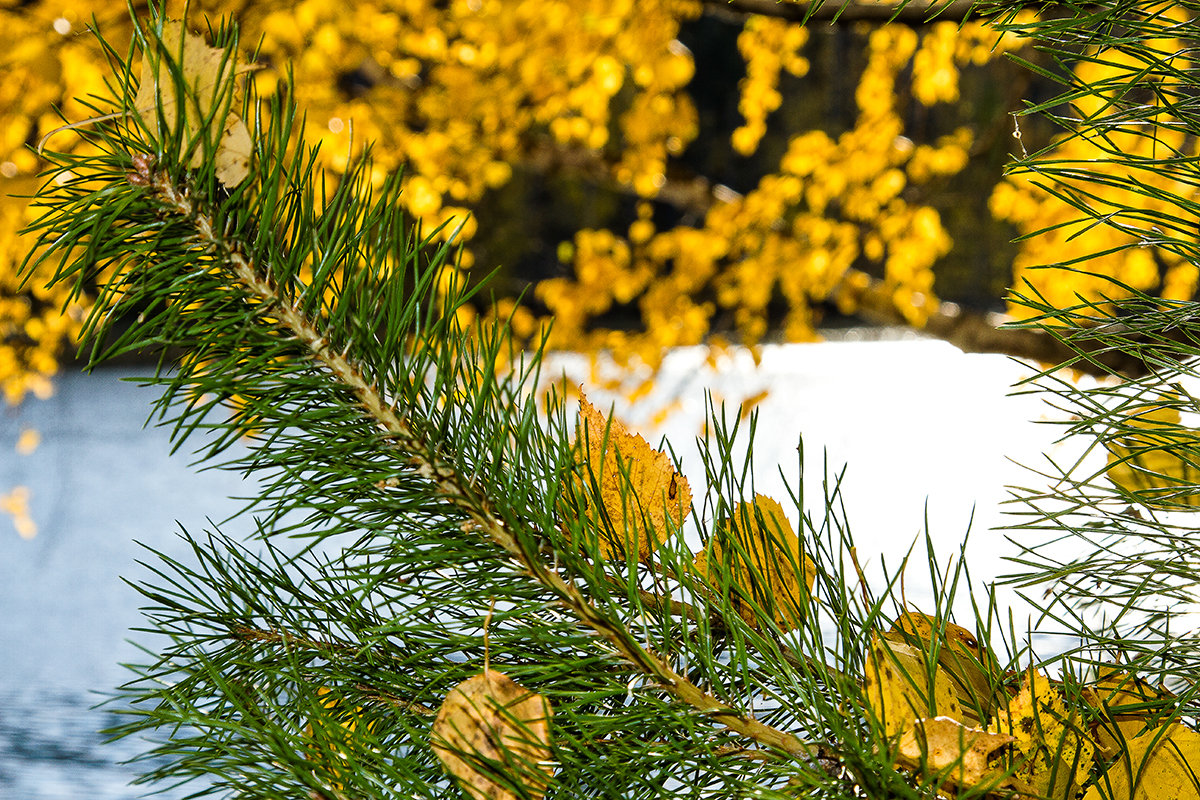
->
[888, 610, 994, 723]
[864, 633, 963, 738]
[895, 715, 1013, 791]
[133, 20, 252, 186]
[693, 494, 814, 631]
[432, 671, 555, 800]
[1084, 723, 1200, 800]
[304, 687, 378, 792]
[566, 394, 691, 561]
[990, 668, 1095, 800]
[1082, 669, 1175, 756]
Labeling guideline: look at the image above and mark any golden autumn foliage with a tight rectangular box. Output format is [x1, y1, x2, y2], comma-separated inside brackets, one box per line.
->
[5, 0, 1190, 408]
[991, 2, 1200, 318]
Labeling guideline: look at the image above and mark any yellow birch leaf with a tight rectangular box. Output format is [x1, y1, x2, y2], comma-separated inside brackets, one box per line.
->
[215, 112, 252, 188]
[432, 671, 555, 800]
[990, 668, 1095, 800]
[693, 494, 814, 631]
[1084, 723, 1200, 800]
[895, 715, 1013, 792]
[890, 610, 994, 723]
[132, 20, 251, 186]
[864, 633, 964, 738]
[567, 394, 691, 561]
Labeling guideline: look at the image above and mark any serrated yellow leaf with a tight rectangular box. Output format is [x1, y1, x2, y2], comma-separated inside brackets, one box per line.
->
[432, 671, 555, 800]
[133, 20, 251, 186]
[1084, 723, 1200, 800]
[864, 633, 963, 738]
[567, 394, 691, 561]
[693, 494, 814, 631]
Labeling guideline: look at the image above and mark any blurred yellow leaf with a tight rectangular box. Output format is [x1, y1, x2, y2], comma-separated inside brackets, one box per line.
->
[567, 394, 691, 560]
[432, 671, 555, 800]
[693, 494, 814, 631]
[895, 715, 1013, 792]
[1, 485, 35, 539]
[1105, 400, 1200, 508]
[889, 610, 994, 723]
[864, 633, 963, 738]
[304, 686, 378, 792]
[1084, 723, 1200, 800]
[990, 669, 1095, 800]
[133, 20, 251, 186]
[15, 428, 38, 455]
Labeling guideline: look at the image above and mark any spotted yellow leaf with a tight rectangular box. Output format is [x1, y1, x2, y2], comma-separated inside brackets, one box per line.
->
[889, 610, 994, 723]
[133, 20, 252, 186]
[863, 633, 963, 738]
[990, 669, 1095, 800]
[567, 394, 691, 560]
[693, 495, 814, 631]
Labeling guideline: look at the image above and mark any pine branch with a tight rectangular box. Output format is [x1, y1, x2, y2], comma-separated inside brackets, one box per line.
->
[22, 12, 1032, 799]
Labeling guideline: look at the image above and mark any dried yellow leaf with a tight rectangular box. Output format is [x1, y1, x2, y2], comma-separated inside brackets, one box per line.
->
[895, 715, 1013, 791]
[863, 633, 963, 738]
[693, 494, 814, 631]
[1084, 723, 1200, 800]
[133, 20, 251, 186]
[990, 669, 1095, 800]
[567, 394, 691, 560]
[432, 671, 555, 800]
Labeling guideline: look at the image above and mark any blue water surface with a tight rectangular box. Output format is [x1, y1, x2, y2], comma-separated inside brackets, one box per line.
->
[0, 369, 256, 799]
